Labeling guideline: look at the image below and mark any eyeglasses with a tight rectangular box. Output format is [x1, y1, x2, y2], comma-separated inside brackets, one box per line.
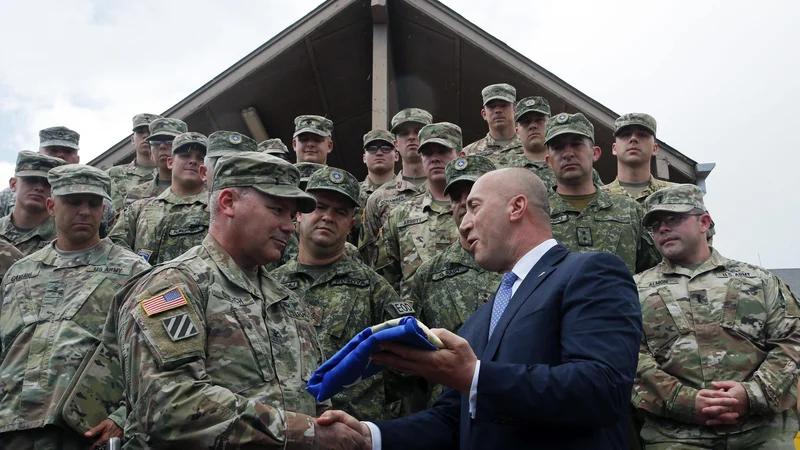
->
[365, 145, 394, 154]
[149, 140, 173, 147]
[645, 213, 702, 234]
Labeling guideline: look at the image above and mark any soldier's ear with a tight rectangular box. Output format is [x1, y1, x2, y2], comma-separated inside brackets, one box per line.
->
[9, 177, 16, 192]
[199, 165, 208, 183]
[652, 142, 659, 156]
[611, 142, 618, 156]
[46, 197, 55, 217]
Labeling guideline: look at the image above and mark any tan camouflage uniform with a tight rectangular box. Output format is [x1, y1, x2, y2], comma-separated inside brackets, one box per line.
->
[107, 113, 160, 211]
[603, 176, 677, 204]
[0, 240, 21, 281]
[0, 165, 149, 448]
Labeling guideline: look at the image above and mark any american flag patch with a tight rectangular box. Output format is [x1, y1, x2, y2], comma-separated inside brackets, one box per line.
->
[140, 287, 188, 316]
[162, 313, 198, 341]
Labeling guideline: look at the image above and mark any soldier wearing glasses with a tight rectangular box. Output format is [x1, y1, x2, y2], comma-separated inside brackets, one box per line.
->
[123, 118, 188, 208]
[360, 129, 398, 208]
[633, 184, 800, 449]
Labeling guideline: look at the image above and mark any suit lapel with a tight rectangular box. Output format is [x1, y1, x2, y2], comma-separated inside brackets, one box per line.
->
[483, 245, 569, 360]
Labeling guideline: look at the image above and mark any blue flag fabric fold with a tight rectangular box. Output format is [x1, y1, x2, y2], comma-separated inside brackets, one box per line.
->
[306, 316, 443, 402]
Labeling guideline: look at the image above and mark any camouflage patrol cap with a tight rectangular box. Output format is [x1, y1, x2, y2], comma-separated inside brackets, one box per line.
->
[443, 155, 496, 196]
[614, 112, 657, 137]
[39, 126, 80, 150]
[544, 112, 595, 145]
[48, 164, 111, 200]
[363, 129, 394, 147]
[15, 150, 66, 178]
[481, 83, 516, 105]
[418, 122, 462, 153]
[132, 113, 161, 131]
[390, 108, 433, 134]
[147, 118, 188, 141]
[293, 115, 334, 138]
[257, 138, 289, 156]
[514, 96, 551, 122]
[213, 152, 316, 213]
[306, 167, 361, 208]
[172, 132, 208, 154]
[643, 184, 707, 226]
[294, 162, 326, 189]
[206, 131, 257, 158]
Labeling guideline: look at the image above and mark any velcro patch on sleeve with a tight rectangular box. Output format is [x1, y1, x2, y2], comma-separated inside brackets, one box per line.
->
[162, 313, 199, 341]
[391, 301, 415, 315]
[140, 286, 188, 316]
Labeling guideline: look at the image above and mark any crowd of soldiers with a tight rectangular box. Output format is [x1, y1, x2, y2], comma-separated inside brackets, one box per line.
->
[0, 80, 797, 449]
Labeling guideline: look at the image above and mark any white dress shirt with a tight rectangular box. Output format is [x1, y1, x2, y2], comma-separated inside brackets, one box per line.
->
[365, 239, 559, 450]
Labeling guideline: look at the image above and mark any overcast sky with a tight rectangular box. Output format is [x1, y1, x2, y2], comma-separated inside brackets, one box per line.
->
[1, 0, 797, 268]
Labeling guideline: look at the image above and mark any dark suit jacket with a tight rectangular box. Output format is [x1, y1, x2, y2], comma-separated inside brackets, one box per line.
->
[376, 244, 643, 450]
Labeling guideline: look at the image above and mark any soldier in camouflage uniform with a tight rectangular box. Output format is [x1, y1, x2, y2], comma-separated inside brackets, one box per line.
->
[292, 115, 334, 164]
[0, 164, 149, 449]
[359, 108, 432, 266]
[602, 113, 675, 202]
[107, 113, 159, 211]
[0, 151, 66, 256]
[0, 127, 117, 237]
[376, 123, 462, 295]
[122, 118, 188, 208]
[351, 129, 398, 246]
[296, 162, 327, 190]
[462, 83, 523, 157]
[115, 152, 368, 448]
[545, 112, 659, 274]
[258, 137, 290, 161]
[633, 184, 800, 449]
[108, 131, 207, 262]
[271, 167, 400, 420]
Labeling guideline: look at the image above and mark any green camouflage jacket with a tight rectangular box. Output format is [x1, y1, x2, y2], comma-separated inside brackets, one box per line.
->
[147, 208, 209, 265]
[359, 172, 427, 267]
[0, 240, 22, 280]
[0, 238, 148, 442]
[462, 132, 522, 157]
[122, 176, 170, 209]
[633, 249, 800, 441]
[550, 186, 659, 274]
[0, 214, 57, 257]
[376, 191, 459, 295]
[271, 253, 400, 420]
[107, 160, 156, 211]
[116, 234, 327, 449]
[108, 187, 207, 262]
[602, 176, 677, 204]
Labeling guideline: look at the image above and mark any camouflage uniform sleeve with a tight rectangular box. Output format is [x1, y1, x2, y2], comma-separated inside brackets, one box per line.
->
[375, 214, 402, 293]
[634, 203, 660, 274]
[101, 198, 117, 238]
[741, 275, 800, 415]
[120, 268, 316, 448]
[632, 333, 699, 423]
[107, 201, 141, 252]
[358, 193, 382, 267]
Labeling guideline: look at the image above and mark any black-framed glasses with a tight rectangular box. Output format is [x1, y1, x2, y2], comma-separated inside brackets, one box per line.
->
[149, 140, 173, 147]
[645, 213, 702, 234]
[365, 145, 394, 154]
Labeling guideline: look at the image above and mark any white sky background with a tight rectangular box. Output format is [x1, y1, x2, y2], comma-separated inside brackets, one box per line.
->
[0, 0, 797, 267]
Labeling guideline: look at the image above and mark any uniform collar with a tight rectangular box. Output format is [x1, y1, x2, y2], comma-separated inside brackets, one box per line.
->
[202, 234, 261, 298]
[660, 247, 728, 277]
[549, 184, 610, 216]
[31, 237, 115, 268]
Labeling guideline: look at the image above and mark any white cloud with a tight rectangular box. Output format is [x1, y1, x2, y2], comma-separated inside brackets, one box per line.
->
[1, 0, 797, 267]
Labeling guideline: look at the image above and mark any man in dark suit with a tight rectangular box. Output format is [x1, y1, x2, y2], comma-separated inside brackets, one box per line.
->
[318, 167, 643, 450]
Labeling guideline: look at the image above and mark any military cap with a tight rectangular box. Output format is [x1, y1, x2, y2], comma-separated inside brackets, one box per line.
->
[39, 126, 80, 151]
[48, 164, 111, 200]
[443, 155, 496, 196]
[306, 167, 361, 208]
[418, 122, 462, 153]
[257, 138, 289, 156]
[363, 129, 394, 147]
[206, 131, 257, 159]
[614, 112, 657, 137]
[293, 115, 334, 138]
[294, 162, 326, 188]
[544, 112, 595, 145]
[132, 113, 161, 131]
[14, 151, 66, 178]
[213, 152, 316, 213]
[147, 118, 188, 141]
[390, 108, 433, 134]
[481, 83, 516, 105]
[173, 132, 208, 154]
[514, 96, 551, 122]
[643, 184, 707, 226]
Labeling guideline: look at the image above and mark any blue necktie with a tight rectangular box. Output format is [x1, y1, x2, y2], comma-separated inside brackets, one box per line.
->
[489, 272, 518, 339]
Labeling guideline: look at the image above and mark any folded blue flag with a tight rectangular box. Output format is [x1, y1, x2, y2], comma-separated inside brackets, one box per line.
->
[306, 317, 444, 402]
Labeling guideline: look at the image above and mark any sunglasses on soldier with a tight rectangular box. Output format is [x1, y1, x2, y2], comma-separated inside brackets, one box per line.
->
[365, 144, 394, 154]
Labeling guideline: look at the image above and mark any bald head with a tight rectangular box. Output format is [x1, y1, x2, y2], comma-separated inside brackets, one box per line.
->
[461, 168, 553, 272]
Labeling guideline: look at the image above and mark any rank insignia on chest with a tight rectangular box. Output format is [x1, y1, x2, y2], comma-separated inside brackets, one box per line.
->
[140, 287, 188, 316]
[576, 227, 593, 246]
[162, 313, 199, 341]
